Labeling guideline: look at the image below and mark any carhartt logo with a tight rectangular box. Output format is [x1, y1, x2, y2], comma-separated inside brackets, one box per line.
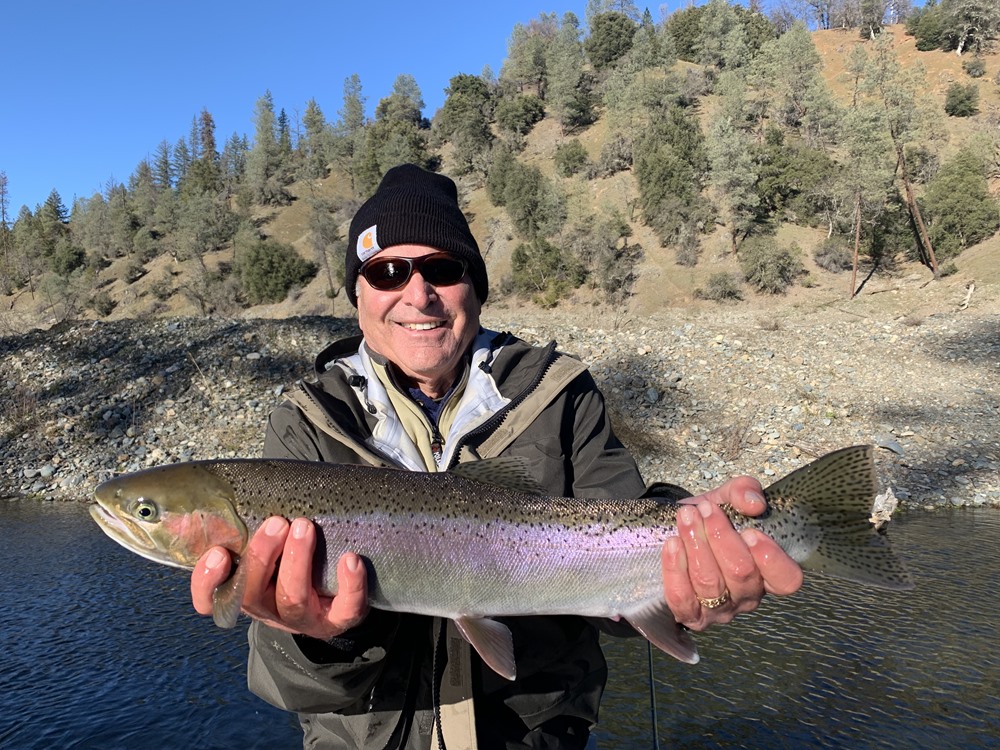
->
[357, 225, 381, 262]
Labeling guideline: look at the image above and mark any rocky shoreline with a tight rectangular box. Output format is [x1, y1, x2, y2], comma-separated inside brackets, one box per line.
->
[3, 285, 999, 512]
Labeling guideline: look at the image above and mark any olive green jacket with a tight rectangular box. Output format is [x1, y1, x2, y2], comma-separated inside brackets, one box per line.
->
[247, 329, 646, 749]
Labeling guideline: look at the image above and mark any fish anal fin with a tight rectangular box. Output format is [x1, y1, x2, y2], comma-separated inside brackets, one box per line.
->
[627, 602, 700, 665]
[454, 616, 517, 681]
[212, 561, 248, 629]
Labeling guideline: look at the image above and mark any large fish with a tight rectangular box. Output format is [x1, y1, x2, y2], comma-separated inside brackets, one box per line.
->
[90, 445, 912, 680]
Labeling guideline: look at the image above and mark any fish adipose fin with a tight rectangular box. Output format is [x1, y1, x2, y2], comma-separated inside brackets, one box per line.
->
[454, 616, 517, 680]
[627, 602, 700, 665]
[764, 444, 914, 590]
[212, 559, 248, 629]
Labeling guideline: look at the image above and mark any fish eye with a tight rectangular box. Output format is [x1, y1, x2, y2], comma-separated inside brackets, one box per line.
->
[129, 498, 159, 522]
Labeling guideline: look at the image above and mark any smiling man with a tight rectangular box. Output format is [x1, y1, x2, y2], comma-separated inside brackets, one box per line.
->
[190, 164, 802, 749]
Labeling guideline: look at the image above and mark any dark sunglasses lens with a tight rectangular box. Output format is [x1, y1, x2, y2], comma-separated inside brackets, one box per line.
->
[364, 259, 412, 290]
[362, 255, 466, 290]
[420, 257, 466, 285]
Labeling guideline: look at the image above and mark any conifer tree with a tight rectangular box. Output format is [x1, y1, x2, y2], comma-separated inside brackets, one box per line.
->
[546, 12, 595, 132]
[245, 90, 291, 206]
[861, 33, 939, 275]
[333, 74, 367, 192]
[501, 15, 557, 98]
[185, 109, 222, 197]
[153, 140, 174, 192]
[436, 73, 494, 175]
[301, 98, 331, 181]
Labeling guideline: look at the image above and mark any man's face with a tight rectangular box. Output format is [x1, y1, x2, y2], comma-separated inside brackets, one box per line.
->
[357, 244, 481, 398]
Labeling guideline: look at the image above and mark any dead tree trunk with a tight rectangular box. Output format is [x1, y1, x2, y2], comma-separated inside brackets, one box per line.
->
[896, 146, 939, 278]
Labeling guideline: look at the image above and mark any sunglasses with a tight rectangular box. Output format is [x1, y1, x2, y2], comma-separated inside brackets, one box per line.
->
[359, 253, 468, 292]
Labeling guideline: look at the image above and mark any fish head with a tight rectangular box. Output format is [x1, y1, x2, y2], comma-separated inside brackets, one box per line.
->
[90, 463, 248, 570]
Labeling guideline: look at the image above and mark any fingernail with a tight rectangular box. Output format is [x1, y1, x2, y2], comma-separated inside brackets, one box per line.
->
[678, 506, 697, 526]
[743, 528, 759, 547]
[663, 537, 685, 570]
[745, 491, 765, 509]
[291, 518, 310, 539]
[205, 548, 226, 569]
[697, 499, 713, 519]
[345, 554, 361, 573]
[264, 516, 286, 536]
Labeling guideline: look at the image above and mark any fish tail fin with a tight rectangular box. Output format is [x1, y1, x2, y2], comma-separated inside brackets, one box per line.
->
[763, 445, 914, 590]
[212, 560, 248, 628]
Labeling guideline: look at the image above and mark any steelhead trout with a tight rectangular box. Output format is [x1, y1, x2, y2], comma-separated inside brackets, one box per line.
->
[90, 445, 912, 680]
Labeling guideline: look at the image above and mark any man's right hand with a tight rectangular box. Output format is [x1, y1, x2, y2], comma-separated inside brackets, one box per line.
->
[190, 516, 370, 640]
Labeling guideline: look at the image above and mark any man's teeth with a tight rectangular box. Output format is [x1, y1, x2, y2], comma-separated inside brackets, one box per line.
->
[401, 322, 442, 330]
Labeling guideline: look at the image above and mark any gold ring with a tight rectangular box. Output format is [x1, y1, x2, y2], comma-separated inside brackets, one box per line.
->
[697, 590, 731, 609]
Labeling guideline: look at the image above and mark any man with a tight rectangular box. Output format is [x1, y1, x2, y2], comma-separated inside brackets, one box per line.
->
[190, 164, 802, 749]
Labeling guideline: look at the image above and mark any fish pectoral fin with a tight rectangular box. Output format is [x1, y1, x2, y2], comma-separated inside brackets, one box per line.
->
[627, 602, 700, 665]
[212, 561, 248, 629]
[454, 616, 517, 681]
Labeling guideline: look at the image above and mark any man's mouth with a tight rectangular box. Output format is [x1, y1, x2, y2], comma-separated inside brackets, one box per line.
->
[400, 321, 444, 331]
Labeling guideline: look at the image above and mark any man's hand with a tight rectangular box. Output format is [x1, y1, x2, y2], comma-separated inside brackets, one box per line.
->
[190, 517, 369, 640]
[661, 475, 803, 630]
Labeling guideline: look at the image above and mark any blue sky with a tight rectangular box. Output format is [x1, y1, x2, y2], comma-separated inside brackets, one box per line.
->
[2, 0, 628, 218]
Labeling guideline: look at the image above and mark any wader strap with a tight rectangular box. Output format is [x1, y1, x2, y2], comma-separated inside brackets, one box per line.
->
[431, 620, 478, 750]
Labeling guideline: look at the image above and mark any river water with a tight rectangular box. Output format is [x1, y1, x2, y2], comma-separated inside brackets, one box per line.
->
[1, 500, 997, 749]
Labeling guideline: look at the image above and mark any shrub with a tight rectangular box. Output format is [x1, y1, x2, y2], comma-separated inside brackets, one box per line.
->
[944, 83, 979, 117]
[813, 237, 853, 272]
[494, 95, 545, 138]
[510, 237, 585, 306]
[696, 272, 743, 302]
[588, 133, 633, 178]
[554, 139, 589, 177]
[739, 237, 803, 294]
[89, 291, 117, 317]
[50, 242, 86, 277]
[150, 272, 174, 301]
[963, 57, 986, 79]
[237, 240, 317, 305]
[674, 222, 701, 267]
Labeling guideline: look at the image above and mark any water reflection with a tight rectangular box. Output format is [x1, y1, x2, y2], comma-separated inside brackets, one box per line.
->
[0, 500, 300, 750]
[598, 509, 1000, 749]
[2, 501, 997, 749]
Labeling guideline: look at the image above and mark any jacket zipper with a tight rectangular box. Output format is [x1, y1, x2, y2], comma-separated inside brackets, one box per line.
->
[444, 340, 559, 470]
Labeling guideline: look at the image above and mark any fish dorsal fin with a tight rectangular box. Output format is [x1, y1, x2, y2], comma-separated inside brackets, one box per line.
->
[454, 616, 517, 681]
[449, 457, 547, 496]
[627, 601, 700, 665]
[212, 558, 248, 629]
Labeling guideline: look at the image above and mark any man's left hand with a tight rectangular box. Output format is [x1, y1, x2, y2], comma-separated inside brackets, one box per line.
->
[661, 475, 803, 630]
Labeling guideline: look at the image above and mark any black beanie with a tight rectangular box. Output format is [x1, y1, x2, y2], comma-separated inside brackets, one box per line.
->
[344, 164, 488, 307]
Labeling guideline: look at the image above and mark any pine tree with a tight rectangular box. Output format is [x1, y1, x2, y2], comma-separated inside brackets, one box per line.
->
[301, 98, 331, 181]
[923, 147, 1000, 257]
[861, 33, 939, 275]
[546, 12, 595, 132]
[245, 90, 291, 206]
[153, 140, 174, 192]
[333, 74, 367, 192]
[185, 109, 222, 196]
[436, 73, 494, 175]
[585, 12, 637, 71]
[500, 15, 558, 98]
[707, 80, 761, 252]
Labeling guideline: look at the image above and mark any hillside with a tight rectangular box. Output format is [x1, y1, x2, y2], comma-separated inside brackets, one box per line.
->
[2, 25, 998, 333]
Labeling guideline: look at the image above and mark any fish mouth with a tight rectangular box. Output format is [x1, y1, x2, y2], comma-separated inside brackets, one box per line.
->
[90, 502, 184, 568]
